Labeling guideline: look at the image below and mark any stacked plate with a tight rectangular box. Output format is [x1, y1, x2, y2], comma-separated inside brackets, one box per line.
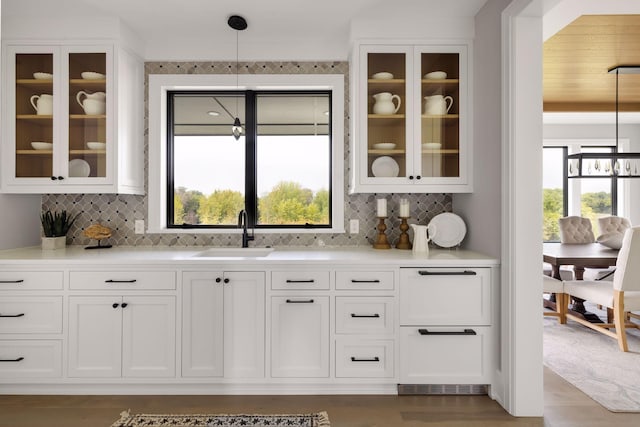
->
[428, 212, 467, 248]
[371, 156, 399, 177]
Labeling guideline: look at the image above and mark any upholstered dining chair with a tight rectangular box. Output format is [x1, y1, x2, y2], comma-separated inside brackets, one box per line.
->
[543, 275, 566, 323]
[563, 226, 640, 352]
[558, 216, 595, 244]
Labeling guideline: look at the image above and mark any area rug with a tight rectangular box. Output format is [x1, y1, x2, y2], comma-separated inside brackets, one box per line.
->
[543, 310, 640, 412]
[111, 409, 330, 427]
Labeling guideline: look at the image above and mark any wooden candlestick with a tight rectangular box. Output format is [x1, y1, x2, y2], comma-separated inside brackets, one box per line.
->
[373, 217, 391, 249]
[395, 217, 412, 250]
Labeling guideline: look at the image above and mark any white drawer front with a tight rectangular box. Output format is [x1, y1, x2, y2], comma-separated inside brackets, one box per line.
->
[399, 326, 491, 384]
[335, 271, 394, 290]
[399, 268, 491, 325]
[70, 271, 176, 290]
[0, 340, 62, 378]
[335, 339, 394, 378]
[0, 271, 63, 290]
[0, 297, 62, 334]
[271, 271, 330, 290]
[335, 297, 394, 334]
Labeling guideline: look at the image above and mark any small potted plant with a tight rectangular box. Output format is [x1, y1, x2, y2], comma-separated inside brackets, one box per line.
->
[40, 209, 79, 250]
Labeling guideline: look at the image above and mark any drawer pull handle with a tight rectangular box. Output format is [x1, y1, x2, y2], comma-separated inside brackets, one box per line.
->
[285, 279, 315, 283]
[350, 279, 381, 283]
[285, 299, 314, 304]
[418, 270, 477, 276]
[0, 313, 25, 318]
[0, 357, 24, 362]
[105, 279, 137, 283]
[350, 313, 380, 318]
[0, 279, 24, 283]
[351, 357, 380, 362]
[418, 328, 477, 336]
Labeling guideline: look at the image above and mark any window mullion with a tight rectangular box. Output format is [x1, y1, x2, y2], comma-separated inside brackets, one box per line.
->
[245, 90, 257, 227]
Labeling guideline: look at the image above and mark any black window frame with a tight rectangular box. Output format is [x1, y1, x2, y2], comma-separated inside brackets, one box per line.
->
[166, 89, 333, 230]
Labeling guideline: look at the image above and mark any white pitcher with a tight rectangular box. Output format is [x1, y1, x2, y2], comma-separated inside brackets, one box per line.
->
[410, 223, 437, 255]
[424, 95, 453, 115]
[373, 92, 401, 115]
[30, 94, 53, 115]
[77, 91, 106, 115]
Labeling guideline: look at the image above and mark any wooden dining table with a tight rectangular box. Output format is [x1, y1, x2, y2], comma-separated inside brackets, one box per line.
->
[543, 242, 619, 322]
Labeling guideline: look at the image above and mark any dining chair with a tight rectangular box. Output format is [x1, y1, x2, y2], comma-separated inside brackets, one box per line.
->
[563, 226, 640, 352]
[558, 216, 595, 244]
[543, 275, 566, 323]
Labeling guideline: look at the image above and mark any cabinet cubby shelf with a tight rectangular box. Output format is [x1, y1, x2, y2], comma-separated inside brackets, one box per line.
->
[368, 114, 406, 119]
[69, 114, 106, 119]
[69, 79, 106, 85]
[421, 79, 459, 84]
[421, 114, 459, 119]
[16, 150, 52, 155]
[367, 149, 460, 155]
[69, 150, 106, 155]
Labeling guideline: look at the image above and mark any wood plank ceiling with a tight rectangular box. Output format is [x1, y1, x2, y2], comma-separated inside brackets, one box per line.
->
[544, 15, 640, 112]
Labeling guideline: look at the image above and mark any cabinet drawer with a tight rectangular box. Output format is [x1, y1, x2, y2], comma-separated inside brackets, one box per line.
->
[336, 271, 394, 290]
[70, 271, 176, 290]
[335, 297, 394, 334]
[0, 297, 62, 334]
[0, 271, 63, 290]
[271, 271, 330, 290]
[399, 326, 491, 384]
[335, 339, 394, 378]
[0, 340, 62, 378]
[399, 268, 491, 325]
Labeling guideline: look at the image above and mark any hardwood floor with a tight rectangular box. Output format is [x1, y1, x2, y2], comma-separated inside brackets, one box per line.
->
[1, 368, 639, 427]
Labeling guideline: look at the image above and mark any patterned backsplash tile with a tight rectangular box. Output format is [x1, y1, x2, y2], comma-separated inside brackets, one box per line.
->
[43, 60, 451, 247]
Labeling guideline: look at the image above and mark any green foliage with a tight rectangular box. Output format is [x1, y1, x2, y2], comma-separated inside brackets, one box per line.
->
[174, 187, 203, 224]
[581, 192, 611, 214]
[543, 188, 612, 240]
[198, 190, 245, 225]
[40, 210, 79, 237]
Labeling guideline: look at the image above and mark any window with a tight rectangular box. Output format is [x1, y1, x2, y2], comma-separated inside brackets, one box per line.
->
[148, 74, 344, 234]
[542, 141, 622, 242]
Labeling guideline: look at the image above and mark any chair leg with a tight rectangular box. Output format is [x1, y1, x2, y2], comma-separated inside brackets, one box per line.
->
[557, 293, 567, 324]
[613, 290, 629, 352]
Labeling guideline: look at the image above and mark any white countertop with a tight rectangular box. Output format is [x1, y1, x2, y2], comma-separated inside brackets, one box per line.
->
[0, 245, 498, 267]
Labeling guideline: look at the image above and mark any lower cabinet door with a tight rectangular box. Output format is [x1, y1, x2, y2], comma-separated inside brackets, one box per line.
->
[122, 296, 176, 378]
[0, 340, 62, 378]
[335, 338, 394, 378]
[399, 326, 492, 384]
[68, 296, 123, 378]
[271, 296, 329, 378]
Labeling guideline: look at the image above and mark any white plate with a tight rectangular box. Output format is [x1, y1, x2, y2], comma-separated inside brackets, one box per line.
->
[69, 159, 90, 177]
[81, 71, 105, 80]
[371, 156, 399, 177]
[422, 142, 442, 149]
[372, 72, 394, 80]
[373, 142, 396, 150]
[428, 212, 466, 248]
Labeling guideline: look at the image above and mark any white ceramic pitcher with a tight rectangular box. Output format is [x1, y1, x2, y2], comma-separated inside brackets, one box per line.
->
[76, 91, 106, 115]
[30, 94, 53, 115]
[410, 223, 437, 255]
[424, 95, 453, 115]
[373, 92, 401, 115]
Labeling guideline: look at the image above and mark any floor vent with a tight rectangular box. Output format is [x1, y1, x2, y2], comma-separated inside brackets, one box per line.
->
[398, 384, 488, 395]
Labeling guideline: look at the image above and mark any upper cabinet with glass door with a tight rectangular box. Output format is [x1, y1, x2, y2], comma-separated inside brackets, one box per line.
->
[1, 43, 143, 194]
[350, 42, 472, 193]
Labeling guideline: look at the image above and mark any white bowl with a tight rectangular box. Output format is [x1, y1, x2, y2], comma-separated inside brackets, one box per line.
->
[373, 142, 397, 150]
[31, 142, 53, 150]
[422, 142, 442, 149]
[424, 71, 447, 80]
[86, 142, 106, 150]
[81, 71, 105, 80]
[33, 72, 53, 80]
[372, 72, 394, 80]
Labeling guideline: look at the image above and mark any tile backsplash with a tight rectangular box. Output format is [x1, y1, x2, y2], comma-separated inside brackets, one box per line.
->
[42, 60, 451, 247]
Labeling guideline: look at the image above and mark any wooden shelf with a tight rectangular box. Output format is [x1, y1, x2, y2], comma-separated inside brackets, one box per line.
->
[69, 114, 106, 120]
[69, 149, 106, 155]
[16, 150, 52, 155]
[421, 149, 460, 154]
[368, 114, 406, 119]
[69, 79, 106, 85]
[421, 114, 459, 119]
[368, 79, 405, 84]
[421, 79, 459, 84]
[368, 149, 405, 155]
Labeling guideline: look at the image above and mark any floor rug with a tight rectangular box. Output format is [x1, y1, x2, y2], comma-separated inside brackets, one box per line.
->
[543, 307, 640, 412]
[111, 409, 330, 427]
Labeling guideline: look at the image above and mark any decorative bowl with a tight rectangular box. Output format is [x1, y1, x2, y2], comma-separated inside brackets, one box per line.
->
[424, 71, 447, 80]
[31, 142, 53, 150]
[86, 142, 106, 150]
[81, 71, 105, 80]
[33, 72, 53, 80]
[422, 142, 442, 149]
[373, 142, 397, 150]
[372, 72, 394, 80]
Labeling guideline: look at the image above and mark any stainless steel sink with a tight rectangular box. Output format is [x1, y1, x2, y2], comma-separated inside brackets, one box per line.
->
[192, 247, 274, 258]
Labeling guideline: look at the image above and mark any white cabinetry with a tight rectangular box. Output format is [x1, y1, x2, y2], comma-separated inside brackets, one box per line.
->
[351, 42, 471, 193]
[399, 268, 493, 385]
[1, 42, 143, 194]
[182, 271, 265, 378]
[271, 295, 330, 378]
[68, 295, 175, 378]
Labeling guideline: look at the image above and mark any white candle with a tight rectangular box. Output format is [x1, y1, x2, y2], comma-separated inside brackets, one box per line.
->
[377, 198, 387, 217]
[399, 199, 410, 217]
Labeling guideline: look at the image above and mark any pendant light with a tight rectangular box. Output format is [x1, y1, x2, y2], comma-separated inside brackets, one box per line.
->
[567, 65, 640, 178]
[228, 15, 247, 140]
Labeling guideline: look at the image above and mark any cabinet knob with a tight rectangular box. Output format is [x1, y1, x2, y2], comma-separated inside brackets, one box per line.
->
[121, 302, 128, 308]
[112, 303, 119, 309]
[416, 175, 421, 180]
[215, 277, 222, 283]
[57, 176, 64, 180]
[408, 175, 414, 180]
[223, 278, 230, 284]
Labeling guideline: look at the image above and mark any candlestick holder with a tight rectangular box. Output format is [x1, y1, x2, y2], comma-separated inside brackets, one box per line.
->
[395, 217, 412, 250]
[373, 217, 391, 249]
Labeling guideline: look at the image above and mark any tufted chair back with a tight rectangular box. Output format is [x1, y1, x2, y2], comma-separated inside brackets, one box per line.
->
[558, 216, 595, 244]
[598, 216, 631, 235]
